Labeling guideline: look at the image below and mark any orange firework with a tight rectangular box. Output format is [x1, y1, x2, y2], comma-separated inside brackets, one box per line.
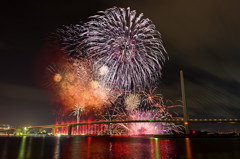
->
[47, 57, 115, 113]
[53, 73, 62, 83]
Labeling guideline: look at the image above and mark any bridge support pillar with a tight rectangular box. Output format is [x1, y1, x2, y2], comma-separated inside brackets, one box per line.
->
[52, 127, 56, 135]
[180, 70, 190, 135]
[68, 125, 73, 136]
[107, 123, 111, 135]
[39, 128, 43, 133]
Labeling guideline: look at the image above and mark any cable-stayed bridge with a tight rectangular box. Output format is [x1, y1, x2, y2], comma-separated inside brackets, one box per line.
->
[2, 71, 240, 136]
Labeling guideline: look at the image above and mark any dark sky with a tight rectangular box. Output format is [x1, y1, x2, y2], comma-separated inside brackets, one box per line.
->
[1, 0, 240, 129]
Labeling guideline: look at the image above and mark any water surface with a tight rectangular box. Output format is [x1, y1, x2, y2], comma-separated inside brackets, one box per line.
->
[0, 136, 240, 159]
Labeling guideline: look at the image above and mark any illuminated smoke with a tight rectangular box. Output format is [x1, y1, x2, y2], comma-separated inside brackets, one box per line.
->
[47, 57, 113, 112]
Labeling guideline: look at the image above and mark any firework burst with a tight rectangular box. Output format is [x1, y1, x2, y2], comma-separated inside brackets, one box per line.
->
[70, 104, 83, 123]
[50, 24, 87, 58]
[47, 57, 114, 112]
[125, 94, 141, 111]
[120, 109, 180, 135]
[45, 64, 66, 88]
[127, 110, 167, 135]
[82, 7, 168, 92]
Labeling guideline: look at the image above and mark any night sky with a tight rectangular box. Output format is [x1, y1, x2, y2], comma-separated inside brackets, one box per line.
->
[1, 0, 240, 130]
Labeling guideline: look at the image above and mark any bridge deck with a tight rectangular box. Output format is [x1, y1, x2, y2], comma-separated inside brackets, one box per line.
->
[25, 119, 240, 129]
[2, 119, 240, 131]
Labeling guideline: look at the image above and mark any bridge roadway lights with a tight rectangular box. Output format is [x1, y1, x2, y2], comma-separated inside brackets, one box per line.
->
[188, 119, 240, 122]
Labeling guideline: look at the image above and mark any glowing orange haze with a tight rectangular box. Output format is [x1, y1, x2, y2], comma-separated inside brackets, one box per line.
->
[58, 80, 111, 111]
[50, 58, 114, 112]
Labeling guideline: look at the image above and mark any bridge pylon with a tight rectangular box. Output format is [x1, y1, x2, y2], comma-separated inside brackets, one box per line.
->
[180, 70, 190, 135]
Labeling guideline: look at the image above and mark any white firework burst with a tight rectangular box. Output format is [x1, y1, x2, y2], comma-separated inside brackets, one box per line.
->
[125, 94, 141, 110]
[71, 104, 83, 123]
[82, 7, 168, 92]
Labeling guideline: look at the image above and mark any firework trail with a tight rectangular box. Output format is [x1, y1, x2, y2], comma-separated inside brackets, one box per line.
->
[70, 104, 83, 123]
[50, 24, 87, 58]
[142, 87, 163, 105]
[82, 7, 168, 92]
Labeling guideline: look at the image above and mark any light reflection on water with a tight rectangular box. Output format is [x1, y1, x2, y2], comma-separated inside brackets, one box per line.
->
[1, 138, 8, 159]
[54, 136, 60, 159]
[39, 137, 45, 159]
[1, 136, 240, 159]
[18, 136, 27, 159]
[154, 138, 160, 159]
[185, 138, 193, 159]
